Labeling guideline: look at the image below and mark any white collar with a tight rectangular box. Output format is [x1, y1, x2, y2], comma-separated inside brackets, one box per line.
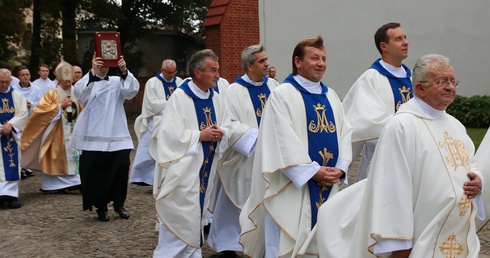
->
[379, 59, 407, 78]
[292, 75, 322, 94]
[242, 74, 264, 86]
[413, 97, 446, 120]
[188, 80, 210, 99]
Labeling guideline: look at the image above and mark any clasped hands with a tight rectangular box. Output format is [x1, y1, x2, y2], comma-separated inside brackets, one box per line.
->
[313, 166, 344, 186]
[200, 125, 224, 142]
[0, 123, 13, 136]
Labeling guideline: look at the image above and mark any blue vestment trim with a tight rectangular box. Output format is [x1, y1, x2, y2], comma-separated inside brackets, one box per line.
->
[155, 74, 178, 100]
[370, 59, 413, 112]
[284, 74, 338, 228]
[234, 76, 271, 126]
[0, 88, 19, 181]
[180, 81, 217, 247]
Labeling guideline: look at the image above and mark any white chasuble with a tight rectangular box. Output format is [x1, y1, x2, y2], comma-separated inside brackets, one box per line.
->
[216, 78, 277, 210]
[150, 87, 234, 248]
[239, 82, 352, 257]
[320, 100, 481, 258]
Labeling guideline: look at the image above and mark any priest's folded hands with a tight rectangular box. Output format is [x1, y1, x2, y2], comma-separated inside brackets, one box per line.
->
[199, 124, 224, 142]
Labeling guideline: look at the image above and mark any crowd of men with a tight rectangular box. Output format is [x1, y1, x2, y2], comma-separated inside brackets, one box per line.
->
[0, 21, 489, 258]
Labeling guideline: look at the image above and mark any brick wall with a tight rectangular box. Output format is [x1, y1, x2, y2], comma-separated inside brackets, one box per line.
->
[204, 0, 260, 83]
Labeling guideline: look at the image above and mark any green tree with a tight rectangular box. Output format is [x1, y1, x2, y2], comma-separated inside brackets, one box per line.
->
[0, 0, 31, 64]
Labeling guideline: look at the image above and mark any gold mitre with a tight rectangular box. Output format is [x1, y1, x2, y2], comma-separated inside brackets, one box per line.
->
[55, 61, 74, 81]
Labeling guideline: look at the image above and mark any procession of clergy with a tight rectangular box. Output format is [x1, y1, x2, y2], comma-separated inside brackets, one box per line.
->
[1, 21, 490, 258]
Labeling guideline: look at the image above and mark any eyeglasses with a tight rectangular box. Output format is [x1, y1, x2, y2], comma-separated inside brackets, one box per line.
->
[163, 70, 177, 75]
[0, 81, 10, 85]
[421, 78, 460, 88]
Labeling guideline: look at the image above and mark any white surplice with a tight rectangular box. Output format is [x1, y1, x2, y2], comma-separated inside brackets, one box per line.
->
[317, 98, 482, 258]
[69, 71, 139, 152]
[239, 77, 352, 258]
[11, 83, 43, 115]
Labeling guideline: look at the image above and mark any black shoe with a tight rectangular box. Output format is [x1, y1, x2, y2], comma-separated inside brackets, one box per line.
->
[219, 251, 237, 258]
[21, 168, 34, 179]
[39, 188, 67, 194]
[132, 182, 151, 186]
[8, 200, 21, 209]
[96, 209, 109, 222]
[66, 184, 81, 191]
[114, 207, 130, 219]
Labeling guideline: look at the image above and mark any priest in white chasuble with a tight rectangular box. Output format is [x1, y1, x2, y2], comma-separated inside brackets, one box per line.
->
[207, 44, 278, 256]
[239, 36, 352, 258]
[0, 68, 28, 208]
[130, 59, 183, 186]
[21, 62, 82, 192]
[317, 54, 484, 258]
[150, 49, 236, 258]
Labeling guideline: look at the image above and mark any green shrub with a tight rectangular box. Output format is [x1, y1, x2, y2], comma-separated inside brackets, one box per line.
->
[447, 95, 490, 128]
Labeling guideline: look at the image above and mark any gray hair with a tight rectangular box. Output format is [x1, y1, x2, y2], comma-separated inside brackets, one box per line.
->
[412, 54, 452, 97]
[241, 44, 264, 71]
[161, 59, 176, 69]
[0, 68, 11, 77]
[188, 49, 219, 78]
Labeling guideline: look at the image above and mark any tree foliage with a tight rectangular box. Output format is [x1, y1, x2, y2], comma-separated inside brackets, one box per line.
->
[2, 0, 211, 77]
[0, 0, 31, 64]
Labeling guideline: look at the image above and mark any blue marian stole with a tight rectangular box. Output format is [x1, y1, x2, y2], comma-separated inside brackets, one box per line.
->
[0, 88, 19, 181]
[370, 58, 413, 112]
[284, 74, 339, 228]
[234, 76, 271, 126]
[155, 74, 178, 100]
[180, 81, 218, 246]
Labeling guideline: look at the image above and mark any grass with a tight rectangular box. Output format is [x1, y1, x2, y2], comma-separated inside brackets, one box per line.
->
[467, 127, 488, 150]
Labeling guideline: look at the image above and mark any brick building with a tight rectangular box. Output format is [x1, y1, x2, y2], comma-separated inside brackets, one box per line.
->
[203, 0, 260, 83]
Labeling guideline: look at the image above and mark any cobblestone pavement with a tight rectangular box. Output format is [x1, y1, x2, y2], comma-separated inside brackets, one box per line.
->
[1, 118, 489, 257]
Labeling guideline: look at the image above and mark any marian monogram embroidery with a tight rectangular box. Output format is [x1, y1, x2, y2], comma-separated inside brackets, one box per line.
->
[396, 85, 411, 111]
[438, 131, 469, 171]
[308, 103, 336, 133]
[255, 93, 267, 117]
[166, 85, 175, 100]
[0, 98, 14, 114]
[439, 234, 463, 258]
[199, 107, 215, 130]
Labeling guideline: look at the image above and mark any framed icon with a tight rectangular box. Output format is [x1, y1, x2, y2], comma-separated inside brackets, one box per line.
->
[94, 32, 122, 67]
